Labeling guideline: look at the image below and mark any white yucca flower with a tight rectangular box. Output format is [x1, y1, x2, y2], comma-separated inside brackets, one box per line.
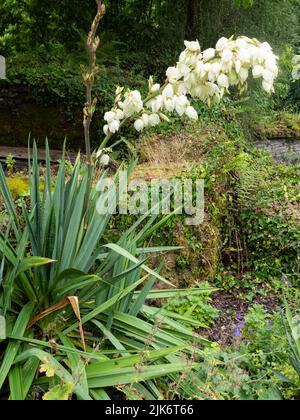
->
[166, 66, 181, 82]
[149, 113, 160, 126]
[123, 90, 143, 117]
[216, 37, 229, 51]
[134, 119, 144, 132]
[203, 48, 215, 61]
[252, 65, 264, 79]
[100, 154, 110, 166]
[184, 40, 201, 52]
[150, 83, 161, 93]
[104, 111, 116, 123]
[221, 49, 234, 63]
[217, 74, 229, 89]
[103, 124, 109, 135]
[108, 120, 120, 134]
[102, 35, 279, 137]
[186, 106, 198, 120]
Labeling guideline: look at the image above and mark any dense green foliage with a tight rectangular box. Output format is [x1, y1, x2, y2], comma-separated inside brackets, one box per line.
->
[0, 0, 299, 402]
[1, 0, 299, 135]
[129, 101, 299, 292]
[1, 1, 299, 55]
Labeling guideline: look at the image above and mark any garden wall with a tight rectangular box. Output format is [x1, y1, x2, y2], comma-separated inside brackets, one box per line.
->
[0, 85, 87, 150]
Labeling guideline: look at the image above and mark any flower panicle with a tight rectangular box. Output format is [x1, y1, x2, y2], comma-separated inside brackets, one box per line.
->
[102, 35, 278, 137]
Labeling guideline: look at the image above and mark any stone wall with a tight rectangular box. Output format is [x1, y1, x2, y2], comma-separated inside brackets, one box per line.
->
[0, 85, 94, 150]
[253, 137, 300, 164]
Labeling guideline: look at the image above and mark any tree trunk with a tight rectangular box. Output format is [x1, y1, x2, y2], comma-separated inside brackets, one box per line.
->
[185, 0, 202, 40]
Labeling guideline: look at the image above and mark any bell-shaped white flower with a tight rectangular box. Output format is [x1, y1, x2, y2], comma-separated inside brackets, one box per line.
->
[235, 60, 242, 74]
[174, 95, 189, 116]
[237, 49, 251, 64]
[203, 62, 212, 73]
[261, 42, 272, 52]
[239, 67, 249, 83]
[251, 46, 265, 64]
[252, 65, 264, 79]
[100, 154, 110, 166]
[186, 71, 197, 88]
[164, 98, 175, 112]
[131, 90, 142, 102]
[103, 124, 109, 135]
[236, 38, 248, 49]
[123, 90, 144, 117]
[221, 49, 233, 63]
[179, 51, 187, 63]
[221, 60, 233, 73]
[166, 66, 181, 82]
[196, 61, 205, 77]
[186, 106, 198, 120]
[262, 80, 273, 93]
[217, 74, 229, 88]
[216, 37, 229, 51]
[211, 62, 222, 74]
[188, 54, 199, 67]
[203, 48, 215, 60]
[104, 111, 116, 123]
[116, 109, 124, 120]
[149, 113, 160, 126]
[108, 120, 120, 134]
[142, 113, 150, 126]
[162, 84, 174, 99]
[134, 119, 145, 132]
[150, 83, 161, 93]
[209, 62, 222, 82]
[184, 40, 201, 52]
[262, 69, 274, 84]
[177, 62, 191, 78]
[151, 95, 163, 113]
[265, 58, 278, 76]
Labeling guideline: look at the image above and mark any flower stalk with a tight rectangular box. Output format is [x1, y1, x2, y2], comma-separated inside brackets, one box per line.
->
[98, 82, 169, 150]
[83, 0, 106, 165]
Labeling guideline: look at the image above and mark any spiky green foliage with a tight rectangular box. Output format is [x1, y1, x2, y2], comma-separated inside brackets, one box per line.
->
[0, 144, 214, 400]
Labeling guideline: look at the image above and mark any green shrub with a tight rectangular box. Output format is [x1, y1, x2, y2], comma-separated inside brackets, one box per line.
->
[166, 283, 219, 329]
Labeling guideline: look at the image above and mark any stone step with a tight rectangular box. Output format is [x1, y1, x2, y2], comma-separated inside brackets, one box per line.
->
[0, 146, 79, 164]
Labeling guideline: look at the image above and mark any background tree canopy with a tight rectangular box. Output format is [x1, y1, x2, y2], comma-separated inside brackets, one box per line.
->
[0, 0, 299, 74]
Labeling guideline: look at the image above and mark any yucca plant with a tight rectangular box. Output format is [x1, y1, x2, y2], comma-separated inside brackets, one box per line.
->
[0, 145, 215, 400]
[278, 304, 300, 390]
